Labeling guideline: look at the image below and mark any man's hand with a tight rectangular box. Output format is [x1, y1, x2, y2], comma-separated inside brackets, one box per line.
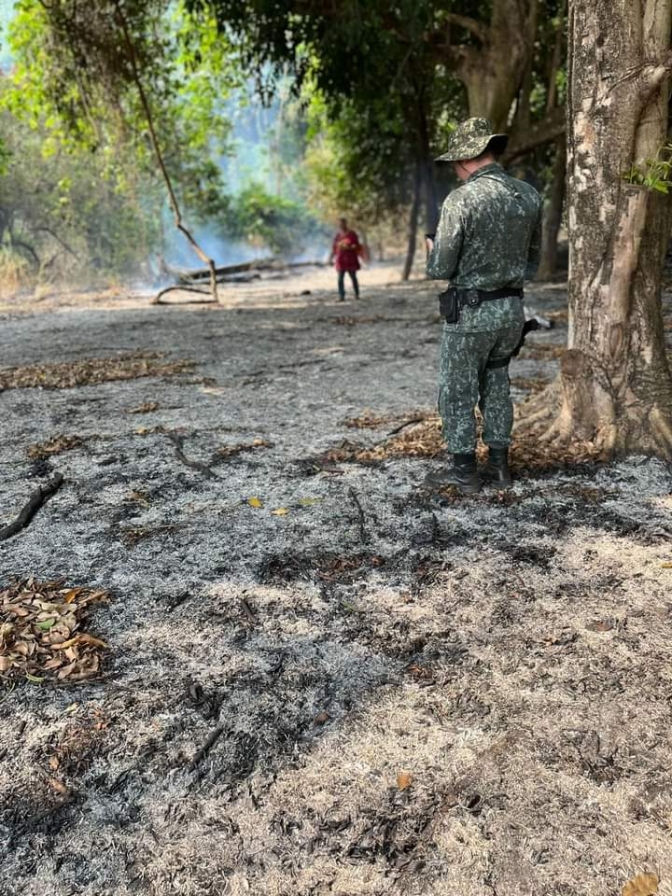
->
[425, 237, 435, 254]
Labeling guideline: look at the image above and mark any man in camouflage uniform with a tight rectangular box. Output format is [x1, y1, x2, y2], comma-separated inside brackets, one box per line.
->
[425, 117, 542, 494]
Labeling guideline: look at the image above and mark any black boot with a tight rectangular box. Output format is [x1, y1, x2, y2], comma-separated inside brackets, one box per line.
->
[482, 447, 512, 488]
[423, 453, 480, 494]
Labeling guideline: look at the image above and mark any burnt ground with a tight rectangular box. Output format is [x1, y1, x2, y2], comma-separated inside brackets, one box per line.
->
[0, 265, 671, 896]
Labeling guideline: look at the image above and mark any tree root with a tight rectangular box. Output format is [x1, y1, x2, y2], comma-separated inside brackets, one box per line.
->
[0, 474, 64, 541]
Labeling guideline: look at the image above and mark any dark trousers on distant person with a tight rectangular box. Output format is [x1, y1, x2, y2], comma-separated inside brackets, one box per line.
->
[338, 270, 359, 300]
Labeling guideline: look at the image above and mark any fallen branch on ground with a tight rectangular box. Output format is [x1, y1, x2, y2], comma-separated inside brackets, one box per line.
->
[152, 285, 218, 306]
[0, 474, 64, 541]
[349, 487, 368, 543]
[190, 725, 225, 771]
[167, 432, 218, 479]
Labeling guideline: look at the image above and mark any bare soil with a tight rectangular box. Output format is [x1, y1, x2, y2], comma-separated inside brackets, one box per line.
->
[1, 264, 671, 896]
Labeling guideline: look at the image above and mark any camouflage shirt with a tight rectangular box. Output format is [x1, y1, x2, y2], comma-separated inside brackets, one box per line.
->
[427, 163, 542, 290]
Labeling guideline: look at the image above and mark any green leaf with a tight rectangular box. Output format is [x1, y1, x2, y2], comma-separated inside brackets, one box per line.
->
[25, 673, 45, 684]
[36, 618, 56, 631]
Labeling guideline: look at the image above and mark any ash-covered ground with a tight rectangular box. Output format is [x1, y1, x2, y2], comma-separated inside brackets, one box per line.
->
[1, 266, 671, 896]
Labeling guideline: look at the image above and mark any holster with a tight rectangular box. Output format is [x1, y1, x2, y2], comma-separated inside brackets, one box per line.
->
[438, 287, 460, 324]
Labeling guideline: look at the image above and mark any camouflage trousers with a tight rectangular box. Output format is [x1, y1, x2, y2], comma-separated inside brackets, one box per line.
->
[438, 322, 524, 453]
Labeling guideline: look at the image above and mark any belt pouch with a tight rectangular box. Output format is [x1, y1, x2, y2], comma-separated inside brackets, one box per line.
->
[438, 288, 459, 324]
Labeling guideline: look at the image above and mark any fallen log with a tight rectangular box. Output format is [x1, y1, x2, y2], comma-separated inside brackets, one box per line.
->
[0, 474, 64, 541]
[178, 258, 276, 283]
[179, 258, 329, 285]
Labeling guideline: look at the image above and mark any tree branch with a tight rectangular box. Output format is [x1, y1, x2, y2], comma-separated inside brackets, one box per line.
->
[504, 106, 566, 162]
[0, 475, 64, 542]
[444, 13, 489, 44]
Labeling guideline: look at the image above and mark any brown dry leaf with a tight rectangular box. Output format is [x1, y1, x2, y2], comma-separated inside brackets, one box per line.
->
[57, 661, 78, 680]
[397, 772, 413, 791]
[130, 401, 159, 414]
[46, 777, 69, 795]
[661, 562, 672, 569]
[0, 656, 13, 672]
[48, 756, 60, 771]
[314, 711, 330, 725]
[216, 439, 271, 460]
[247, 497, 264, 508]
[27, 434, 83, 460]
[57, 633, 106, 650]
[622, 872, 659, 896]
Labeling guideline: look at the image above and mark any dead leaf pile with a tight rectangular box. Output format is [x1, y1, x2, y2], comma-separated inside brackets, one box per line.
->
[0, 352, 194, 390]
[322, 415, 608, 473]
[0, 579, 109, 682]
[324, 419, 444, 464]
[27, 434, 84, 460]
[216, 438, 271, 460]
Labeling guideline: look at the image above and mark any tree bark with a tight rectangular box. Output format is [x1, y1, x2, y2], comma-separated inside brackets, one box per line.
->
[402, 163, 421, 281]
[519, 0, 672, 459]
[453, 0, 539, 131]
[536, 138, 566, 280]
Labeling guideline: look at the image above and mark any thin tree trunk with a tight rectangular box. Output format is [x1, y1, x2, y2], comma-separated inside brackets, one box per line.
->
[536, 138, 566, 280]
[519, 0, 672, 459]
[546, 0, 567, 113]
[402, 163, 421, 281]
[113, 1, 218, 304]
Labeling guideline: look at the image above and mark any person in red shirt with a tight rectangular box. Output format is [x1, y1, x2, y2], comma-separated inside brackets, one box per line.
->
[329, 218, 361, 301]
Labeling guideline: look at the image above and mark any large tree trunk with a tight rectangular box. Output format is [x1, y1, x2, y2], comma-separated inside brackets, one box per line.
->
[456, 0, 538, 131]
[536, 138, 566, 280]
[519, 0, 672, 459]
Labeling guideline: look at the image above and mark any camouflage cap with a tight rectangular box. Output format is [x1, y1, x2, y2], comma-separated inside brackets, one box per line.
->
[435, 117, 509, 163]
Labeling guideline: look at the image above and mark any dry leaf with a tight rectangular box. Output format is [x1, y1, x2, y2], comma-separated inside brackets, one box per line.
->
[314, 711, 330, 725]
[46, 777, 68, 795]
[622, 872, 659, 896]
[298, 497, 322, 506]
[397, 772, 413, 791]
[271, 508, 289, 516]
[248, 497, 263, 508]
[661, 563, 672, 569]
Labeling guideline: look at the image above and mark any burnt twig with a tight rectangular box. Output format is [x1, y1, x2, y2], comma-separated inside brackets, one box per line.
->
[382, 416, 427, 440]
[167, 432, 218, 479]
[0, 474, 64, 541]
[348, 487, 368, 543]
[190, 725, 225, 771]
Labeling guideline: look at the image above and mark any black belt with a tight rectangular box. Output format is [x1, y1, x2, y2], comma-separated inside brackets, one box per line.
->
[457, 286, 523, 308]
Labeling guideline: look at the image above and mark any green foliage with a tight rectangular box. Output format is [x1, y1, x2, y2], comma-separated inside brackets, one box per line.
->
[5, 1, 240, 213]
[224, 183, 325, 256]
[0, 82, 164, 282]
[625, 146, 672, 193]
